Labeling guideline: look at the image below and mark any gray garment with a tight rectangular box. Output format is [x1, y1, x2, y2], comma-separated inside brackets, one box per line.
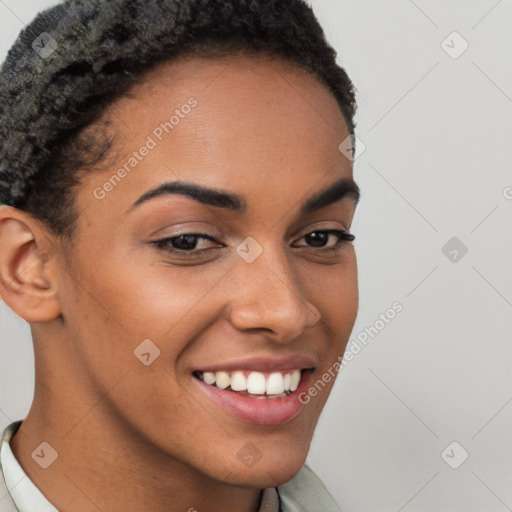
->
[0, 422, 341, 512]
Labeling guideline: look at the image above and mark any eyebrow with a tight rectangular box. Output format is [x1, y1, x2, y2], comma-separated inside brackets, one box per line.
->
[128, 177, 360, 215]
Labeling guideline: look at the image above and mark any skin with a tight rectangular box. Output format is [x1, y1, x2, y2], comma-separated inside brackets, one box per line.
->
[0, 53, 359, 512]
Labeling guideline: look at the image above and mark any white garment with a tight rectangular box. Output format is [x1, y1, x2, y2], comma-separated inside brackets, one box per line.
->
[0, 432, 57, 512]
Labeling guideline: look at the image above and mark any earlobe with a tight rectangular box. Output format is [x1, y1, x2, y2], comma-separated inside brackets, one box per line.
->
[0, 205, 62, 322]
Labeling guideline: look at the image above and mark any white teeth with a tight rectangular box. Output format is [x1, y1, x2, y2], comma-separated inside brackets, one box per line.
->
[203, 372, 216, 385]
[197, 369, 303, 396]
[215, 371, 230, 390]
[247, 371, 266, 394]
[283, 373, 291, 391]
[230, 371, 247, 391]
[290, 369, 301, 392]
[266, 372, 285, 395]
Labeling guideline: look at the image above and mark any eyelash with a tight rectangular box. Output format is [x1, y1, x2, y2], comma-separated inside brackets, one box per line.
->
[150, 229, 355, 259]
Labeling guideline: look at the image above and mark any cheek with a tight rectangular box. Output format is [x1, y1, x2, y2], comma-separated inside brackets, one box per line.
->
[309, 251, 358, 331]
[59, 261, 212, 439]
[60, 254, 231, 391]
[72, 258, 220, 336]
[306, 254, 358, 389]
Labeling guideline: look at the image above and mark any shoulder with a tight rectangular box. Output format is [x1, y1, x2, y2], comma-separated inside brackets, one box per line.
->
[277, 463, 342, 512]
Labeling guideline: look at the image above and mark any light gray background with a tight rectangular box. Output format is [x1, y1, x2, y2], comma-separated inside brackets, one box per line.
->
[1, 1, 512, 511]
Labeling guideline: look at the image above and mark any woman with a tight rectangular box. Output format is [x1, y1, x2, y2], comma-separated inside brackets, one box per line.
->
[0, 0, 360, 510]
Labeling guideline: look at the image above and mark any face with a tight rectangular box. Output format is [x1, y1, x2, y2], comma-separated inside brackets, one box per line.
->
[51, 53, 359, 487]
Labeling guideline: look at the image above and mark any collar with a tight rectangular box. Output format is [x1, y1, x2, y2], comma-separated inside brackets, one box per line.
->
[0, 421, 56, 512]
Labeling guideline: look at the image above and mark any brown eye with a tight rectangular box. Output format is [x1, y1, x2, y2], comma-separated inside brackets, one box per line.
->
[294, 230, 355, 251]
[151, 233, 223, 257]
[167, 234, 208, 251]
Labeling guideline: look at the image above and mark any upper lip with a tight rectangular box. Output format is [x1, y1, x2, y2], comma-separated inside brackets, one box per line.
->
[193, 355, 317, 374]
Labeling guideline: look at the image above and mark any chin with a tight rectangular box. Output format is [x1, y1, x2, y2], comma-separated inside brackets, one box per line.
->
[211, 450, 309, 489]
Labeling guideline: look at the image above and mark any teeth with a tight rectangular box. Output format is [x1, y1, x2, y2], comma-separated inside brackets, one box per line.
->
[290, 369, 301, 392]
[203, 372, 216, 385]
[283, 373, 291, 391]
[230, 371, 247, 391]
[266, 372, 284, 395]
[247, 371, 266, 394]
[197, 369, 304, 396]
[215, 371, 230, 390]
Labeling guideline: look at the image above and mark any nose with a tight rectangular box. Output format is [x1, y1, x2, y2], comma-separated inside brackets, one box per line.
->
[226, 243, 321, 341]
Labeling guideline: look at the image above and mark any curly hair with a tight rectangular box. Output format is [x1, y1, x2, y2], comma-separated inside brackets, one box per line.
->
[0, 0, 357, 241]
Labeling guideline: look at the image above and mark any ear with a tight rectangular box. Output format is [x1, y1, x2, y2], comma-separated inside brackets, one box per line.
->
[0, 205, 61, 322]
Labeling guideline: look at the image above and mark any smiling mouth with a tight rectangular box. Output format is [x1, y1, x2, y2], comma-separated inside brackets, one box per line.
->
[192, 368, 313, 399]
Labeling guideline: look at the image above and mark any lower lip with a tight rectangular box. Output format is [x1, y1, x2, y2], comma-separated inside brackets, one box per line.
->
[191, 370, 313, 426]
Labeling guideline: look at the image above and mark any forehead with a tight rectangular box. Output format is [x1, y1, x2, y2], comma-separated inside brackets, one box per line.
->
[76, 53, 352, 219]
[136, 51, 341, 105]
[111, 51, 348, 144]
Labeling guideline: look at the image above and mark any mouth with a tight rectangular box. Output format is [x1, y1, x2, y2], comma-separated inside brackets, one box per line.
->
[191, 366, 316, 425]
[192, 368, 305, 398]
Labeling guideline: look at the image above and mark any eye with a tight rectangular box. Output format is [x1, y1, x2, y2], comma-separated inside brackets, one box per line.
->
[293, 229, 355, 254]
[151, 233, 222, 258]
[150, 229, 355, 259]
